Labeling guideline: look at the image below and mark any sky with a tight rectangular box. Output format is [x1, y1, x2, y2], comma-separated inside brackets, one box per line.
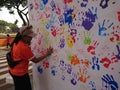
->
[0, 7, 22, 27]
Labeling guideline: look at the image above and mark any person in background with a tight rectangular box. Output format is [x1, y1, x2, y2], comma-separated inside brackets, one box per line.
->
[9, 25, 53, 90]
[6, 34, 11, 48]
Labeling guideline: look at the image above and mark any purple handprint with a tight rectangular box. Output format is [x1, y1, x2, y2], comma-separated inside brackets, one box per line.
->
[70, 73, 77, 85]
[116, 45, 120, 60]
[59, 38, 65, 48]
[102, 74, 119, 90]
[100, 0, 109, 9]
[81, 0, 88, 7]
[82, 7, 98, 31]
[66, 64, 72, 74]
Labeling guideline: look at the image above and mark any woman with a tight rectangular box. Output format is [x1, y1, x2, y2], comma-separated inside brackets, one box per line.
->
[9, 25, 53, 90]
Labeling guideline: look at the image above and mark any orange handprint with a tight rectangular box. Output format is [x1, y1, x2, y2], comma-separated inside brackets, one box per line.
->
[78, 67, 90, 83]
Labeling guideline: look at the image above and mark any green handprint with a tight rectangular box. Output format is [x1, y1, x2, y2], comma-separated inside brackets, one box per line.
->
[84, 31, 91, 45]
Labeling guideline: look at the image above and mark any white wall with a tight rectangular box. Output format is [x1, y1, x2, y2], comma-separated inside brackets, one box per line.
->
[28, 0, 120, 90]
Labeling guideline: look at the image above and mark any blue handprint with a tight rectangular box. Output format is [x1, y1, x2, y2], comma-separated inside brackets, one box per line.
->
[98, 19, 113, 36]
[91, 56, 100, 70]
[102, 74, 119, 90]
[37, 66, 43, 74]
[41, 0, 48, 5]
[64, 9, 73, 25]
[89, 81, 96, 90]
[51, 66, 57, 76]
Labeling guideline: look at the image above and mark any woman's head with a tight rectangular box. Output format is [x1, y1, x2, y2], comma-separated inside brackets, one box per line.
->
[19, 25, 36, 45]
[11, 25, 36, 47]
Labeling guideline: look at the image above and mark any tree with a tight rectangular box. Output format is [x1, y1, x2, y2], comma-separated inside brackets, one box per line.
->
[0, 20, 18, 33]
[0, 0, 29, 26]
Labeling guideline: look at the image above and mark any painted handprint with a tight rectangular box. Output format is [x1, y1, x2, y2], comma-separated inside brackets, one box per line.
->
[100, 52, 118, 69]
[70, 55, 80, 66]
[41, 0, 48, 5]
[34, 0, 39, 10]
[49, 13, 56, 24]
[50, 0, 56, 11]
[59, 60, 67, 72]
[100, 57, 111, 68]
[116, 45, 120, 60]
[87, 40, 99, 55]
[64, 0, 73, 4]
[59, 37, 65, 49]
[39, 0, 45, 10]
[37, 66, 43, 74]
[82, 7, 98, 31]
[78, 67, 90, 83]
[59, 60, 68, 80]
[84, 31, 91, 45]
[110, 53, 118, 63]
[100, 0, 109, 9]
[91, 56, 100, 70]
[98, 19, 113, 36]
[44, 7, 51, 19]
[50, 0, 61, 15]
[102, 74, 119, 90]
[89, 81, 96, 90]
[66, 64, 72, 74]
[51, 65, 57, 76]
[29, 3, 33, 11]
[70, 72, 78, 85]
[117, 11, 120, 22]
[70, 29, 77, 37]
[80, 0, 88, 8]
[66, 34, 75, 48]
[58, 15, 64, 26]
[43, 60, 49, 69]
[64, 8, 74, 25]
[109, 26, 120, 44]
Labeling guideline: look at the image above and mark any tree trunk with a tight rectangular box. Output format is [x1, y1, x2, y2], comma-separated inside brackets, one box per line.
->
[17, 9, 27, 25]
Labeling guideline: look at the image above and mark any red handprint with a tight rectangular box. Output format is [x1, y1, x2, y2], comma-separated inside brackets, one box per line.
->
[87, 41, 99, 55]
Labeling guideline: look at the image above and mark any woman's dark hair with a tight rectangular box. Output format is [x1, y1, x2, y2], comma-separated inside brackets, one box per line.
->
[10, 25, 33, 48]
[10, 32, 22, 48]
[7, 34, 10, 37]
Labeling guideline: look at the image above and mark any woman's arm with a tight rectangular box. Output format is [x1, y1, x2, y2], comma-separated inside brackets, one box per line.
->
[30, 47, 53, 63]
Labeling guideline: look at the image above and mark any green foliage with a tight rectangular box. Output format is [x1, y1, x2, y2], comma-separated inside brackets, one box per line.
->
[0, 20, 18, 33]
[0, 0, 29, 25]
[0, 0, 28, 9]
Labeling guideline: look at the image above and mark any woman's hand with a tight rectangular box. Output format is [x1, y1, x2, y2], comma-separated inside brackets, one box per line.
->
[31, 47, 53, 63]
